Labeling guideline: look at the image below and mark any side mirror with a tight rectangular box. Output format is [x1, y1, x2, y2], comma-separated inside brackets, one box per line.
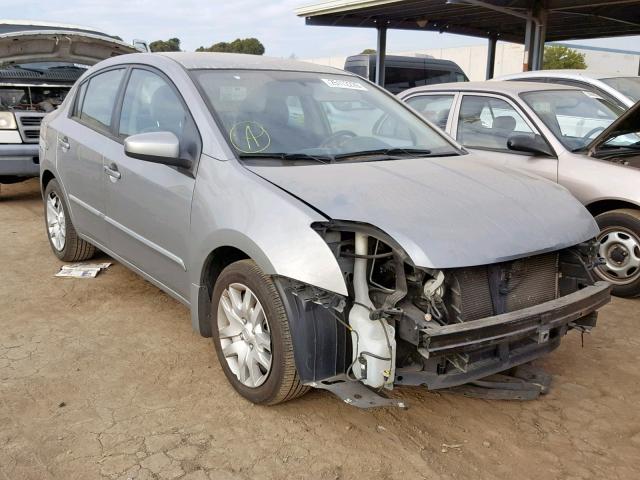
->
[124, 131, 192, 169]
[507, 133, 554, 157]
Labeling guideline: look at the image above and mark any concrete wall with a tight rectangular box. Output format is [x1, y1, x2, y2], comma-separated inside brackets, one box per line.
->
[302, 43, 640, 81]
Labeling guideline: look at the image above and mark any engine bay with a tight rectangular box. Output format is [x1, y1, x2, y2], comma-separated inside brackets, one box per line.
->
[277, 221, 609, 407]
[0, 86, 70, 113]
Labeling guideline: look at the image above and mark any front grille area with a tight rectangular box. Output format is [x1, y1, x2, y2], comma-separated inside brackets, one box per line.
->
[445, 253, 559, 323]
[14, 113, 45, 143]
[19, 116, 43, 127]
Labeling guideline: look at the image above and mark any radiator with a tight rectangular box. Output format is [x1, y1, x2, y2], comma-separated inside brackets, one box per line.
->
[445, 253, 559, 324]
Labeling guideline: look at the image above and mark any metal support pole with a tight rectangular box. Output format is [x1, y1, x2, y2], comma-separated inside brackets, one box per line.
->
[523, 16, 535, 71]
[532, 9, 547, 70]
[375, 26, 387, 87]
[486, 36, 497, 79]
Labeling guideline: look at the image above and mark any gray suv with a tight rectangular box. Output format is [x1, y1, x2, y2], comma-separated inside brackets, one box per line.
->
[40, 52, 610, 407]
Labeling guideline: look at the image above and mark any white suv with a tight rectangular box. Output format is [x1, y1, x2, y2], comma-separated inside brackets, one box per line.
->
[0, 20, 138, 186]
[495, 70, 640, 109]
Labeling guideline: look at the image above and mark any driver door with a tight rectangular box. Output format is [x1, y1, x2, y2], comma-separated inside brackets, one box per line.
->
[451, 93, 558, 182]
[104, 67, 200, 300]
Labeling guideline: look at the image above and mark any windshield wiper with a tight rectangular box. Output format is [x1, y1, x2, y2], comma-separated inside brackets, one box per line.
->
[584, 141, 640, 153]
[238, 152, 332, 164]
[9, 65, 45, 74]
[332, 147, 433, 161]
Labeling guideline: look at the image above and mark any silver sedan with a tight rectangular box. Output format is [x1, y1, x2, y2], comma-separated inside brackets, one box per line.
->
[400, 81, 640, 297]
[40, 54, 609, 407]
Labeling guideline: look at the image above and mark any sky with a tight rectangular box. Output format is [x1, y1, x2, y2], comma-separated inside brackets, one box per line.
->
[3, 0, 640, 59]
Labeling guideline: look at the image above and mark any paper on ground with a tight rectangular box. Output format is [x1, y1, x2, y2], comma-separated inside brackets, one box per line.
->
[55, 262, 112, 278]
[61, 262, 112, 270]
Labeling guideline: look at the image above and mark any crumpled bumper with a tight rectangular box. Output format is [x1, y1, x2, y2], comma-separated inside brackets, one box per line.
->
[396, 281, 612, 389]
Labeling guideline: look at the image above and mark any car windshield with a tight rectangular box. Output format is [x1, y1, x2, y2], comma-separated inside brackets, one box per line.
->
[192, 69, 459, 162]
[601, 76, 640, 103]
[520, 89, 639, 151]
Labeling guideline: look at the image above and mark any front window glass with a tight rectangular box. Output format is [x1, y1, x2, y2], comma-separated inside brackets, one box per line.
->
[601, 76, 640, 102]
[406, 94, 454, 129]
[457, 95, 535, 151]
[192, 70, 457, 162]
[80, 68, 125, 131]
[521, 90, 636, 151]
[118, 69, 188, 138]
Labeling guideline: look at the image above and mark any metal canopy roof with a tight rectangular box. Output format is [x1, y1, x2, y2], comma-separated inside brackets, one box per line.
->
[296, 0, 640, 43]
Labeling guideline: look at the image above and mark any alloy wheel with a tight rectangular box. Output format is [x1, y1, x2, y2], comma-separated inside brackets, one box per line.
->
[217, 283, 272, 388]
[47, 192, 66, 251]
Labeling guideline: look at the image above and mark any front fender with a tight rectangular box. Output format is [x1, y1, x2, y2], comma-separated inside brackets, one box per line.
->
[188, 155, 348, 334]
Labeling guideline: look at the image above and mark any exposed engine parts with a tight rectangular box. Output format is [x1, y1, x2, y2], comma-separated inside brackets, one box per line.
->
[348, 232, 396, 389]
[0, 86, 69, 112]
[291, 221, 610, 408]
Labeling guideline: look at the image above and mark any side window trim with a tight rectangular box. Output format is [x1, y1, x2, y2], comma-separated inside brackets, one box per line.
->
[68, 65, 128, 140]
[70, 81, 88, 119]
[111, 67, 134, 139]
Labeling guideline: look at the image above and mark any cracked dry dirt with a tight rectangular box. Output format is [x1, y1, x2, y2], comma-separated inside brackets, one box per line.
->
[1, 179, 640, 480]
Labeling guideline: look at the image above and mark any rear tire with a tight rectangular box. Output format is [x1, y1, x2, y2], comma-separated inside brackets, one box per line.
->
[595, 209, 640, 298]
[44, 179, 96, 262]
[211, 260, 308, 405]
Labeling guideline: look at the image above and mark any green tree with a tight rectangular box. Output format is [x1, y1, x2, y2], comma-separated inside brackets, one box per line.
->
[149, 38, 181, 52]
[543, 45, 586, 70]
[196, 38, 265, 55]
[361, 48, 376, 54]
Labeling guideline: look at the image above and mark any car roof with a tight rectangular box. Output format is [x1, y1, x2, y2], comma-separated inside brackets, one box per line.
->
[400, 80, 580, 97]
[158, 52, 350, 75]
[495, 70, 637, 81]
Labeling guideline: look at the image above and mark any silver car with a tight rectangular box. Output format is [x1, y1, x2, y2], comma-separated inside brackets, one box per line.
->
[40, 53, 610, 407]
[495, 70, 640, 109]
[399, 81, 640, 297]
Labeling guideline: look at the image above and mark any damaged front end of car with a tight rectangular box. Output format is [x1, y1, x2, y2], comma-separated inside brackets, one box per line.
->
[275, 221, 611, 408]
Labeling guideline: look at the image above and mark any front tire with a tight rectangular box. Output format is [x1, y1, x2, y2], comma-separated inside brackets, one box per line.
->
[595, 209, 640, 298]
[44, 179, 96, 262]
[211, 260, 308, 405]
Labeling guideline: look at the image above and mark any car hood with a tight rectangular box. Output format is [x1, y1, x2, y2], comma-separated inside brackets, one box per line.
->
[247, 156, 598, 269]
[0, 30, 138, 65]
[587, 100, 640, 154]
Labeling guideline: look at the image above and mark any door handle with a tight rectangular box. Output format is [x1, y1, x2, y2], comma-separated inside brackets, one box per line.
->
[58, 136, 70, 151]
[103, 164, 121, 180]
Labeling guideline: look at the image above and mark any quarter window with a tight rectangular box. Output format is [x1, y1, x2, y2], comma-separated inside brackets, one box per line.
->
[72, 81, 88, 118]
[118, 69, 188, 138]
[457, 95, 535, 151]
[406, 95, 454, 129]
[79, 69, 125, 131]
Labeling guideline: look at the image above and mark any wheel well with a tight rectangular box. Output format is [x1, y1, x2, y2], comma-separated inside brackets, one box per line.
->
[197, 246, 250, 337]
[41, 170, 55, 192]
[585, 199, 640, 218]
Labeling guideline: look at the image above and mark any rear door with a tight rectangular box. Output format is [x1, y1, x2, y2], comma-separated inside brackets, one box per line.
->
[103, 67, 200, 299]
[54, 67, 126, 243]
[451, 92, 558, 182]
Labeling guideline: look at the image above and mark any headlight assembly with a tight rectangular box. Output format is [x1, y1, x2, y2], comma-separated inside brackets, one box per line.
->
[0, 112, 17, 130]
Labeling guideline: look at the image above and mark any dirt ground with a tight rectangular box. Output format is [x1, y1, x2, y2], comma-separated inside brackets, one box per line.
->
[1, 178, 639, 480]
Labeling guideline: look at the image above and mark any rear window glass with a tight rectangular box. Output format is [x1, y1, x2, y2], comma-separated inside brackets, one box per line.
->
[406, 95, 455, 129]
[80, 69, 125, 131]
